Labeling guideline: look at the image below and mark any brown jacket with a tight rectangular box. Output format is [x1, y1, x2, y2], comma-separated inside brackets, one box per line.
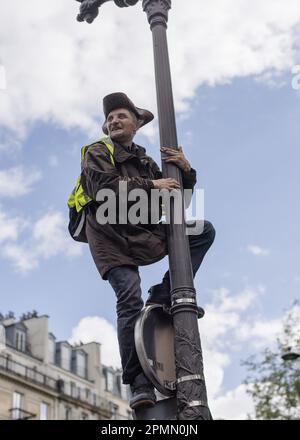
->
[81, 140, 197, 279]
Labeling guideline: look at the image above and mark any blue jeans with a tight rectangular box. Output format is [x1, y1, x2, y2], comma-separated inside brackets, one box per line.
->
[107, 220, 216, 384]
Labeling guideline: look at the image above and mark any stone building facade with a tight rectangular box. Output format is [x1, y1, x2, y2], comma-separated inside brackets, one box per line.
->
[0, 312, 132, 420]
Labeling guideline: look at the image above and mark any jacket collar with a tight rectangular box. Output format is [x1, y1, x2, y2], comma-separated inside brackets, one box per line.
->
[112, 141, 147, 163]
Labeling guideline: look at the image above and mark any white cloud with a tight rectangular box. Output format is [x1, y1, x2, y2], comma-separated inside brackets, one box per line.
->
[2, 211, 82, 274]
[237, 318, 282, 348]
[0, 209, 26, 243]
[3, 244, 38, 273]
[0, 0, 300, 143]
[33, 211, 81, 259]
[210, 286, 265, 312]
[247, 245, 270, 256]
[0, 166, 41, 198]
[200, 285, 265, 348]
[292, 64, 300, 90]
[0, 65, 6, 90]
[197, 284, 282, 418]
[69, 316, 120, 369]
[203, 349, 231, 399]
[211, 384, 254, 420]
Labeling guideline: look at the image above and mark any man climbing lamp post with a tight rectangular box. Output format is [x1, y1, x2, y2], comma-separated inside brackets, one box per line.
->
[75, 0, 211, 420]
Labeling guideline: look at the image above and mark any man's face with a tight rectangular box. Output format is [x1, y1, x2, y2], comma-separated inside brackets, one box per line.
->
[106, 108, 138, 144]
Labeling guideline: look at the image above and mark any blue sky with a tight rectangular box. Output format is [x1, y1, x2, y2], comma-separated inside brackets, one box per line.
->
[1, 0, 300, 419]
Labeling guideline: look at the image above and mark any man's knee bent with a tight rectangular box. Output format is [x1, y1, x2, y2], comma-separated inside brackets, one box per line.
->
[204, 220, 216, 244]
[187, 220, 216, 243]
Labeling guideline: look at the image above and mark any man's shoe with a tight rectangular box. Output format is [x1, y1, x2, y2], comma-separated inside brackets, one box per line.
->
[129, 373, 156, 410]
[145, 283, 171, 308]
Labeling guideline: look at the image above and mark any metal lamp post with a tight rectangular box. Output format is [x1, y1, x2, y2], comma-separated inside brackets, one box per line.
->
[75, 0, 211, 420]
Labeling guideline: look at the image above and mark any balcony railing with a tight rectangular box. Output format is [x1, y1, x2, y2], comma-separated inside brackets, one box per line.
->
[0, 354, 57, 390]
[9, 408, 36, 420]
[0, 354, 112, 414]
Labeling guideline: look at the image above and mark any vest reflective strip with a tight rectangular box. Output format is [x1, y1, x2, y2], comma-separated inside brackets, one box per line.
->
[73, 209, 86, 238]
[102, 140, 115, 166]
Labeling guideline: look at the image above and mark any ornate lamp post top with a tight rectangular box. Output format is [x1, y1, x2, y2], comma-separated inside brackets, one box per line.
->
[76, 0, 139, 24]
[76, 0, 171, 28]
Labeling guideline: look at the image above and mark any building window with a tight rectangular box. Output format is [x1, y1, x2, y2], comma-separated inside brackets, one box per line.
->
[12, 392, 24, 420]
[40, 402, 49, 420]
[93, 393, 97, 406]
[76, 351, 87, 378]
[81, 412, 88, 420]
[48, 336, 56, 364]
[110, 403, 119, 420]
[106, 371, 114, 393]
[60, 344, 71, 370]
[65, 406, 72, 420]
[71, 382, 77, 398]
[15, 330, 25, 352]
[117, 374, 128, 400]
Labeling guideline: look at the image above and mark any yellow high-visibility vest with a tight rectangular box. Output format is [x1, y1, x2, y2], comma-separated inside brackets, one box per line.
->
[67, 137, 115, 213]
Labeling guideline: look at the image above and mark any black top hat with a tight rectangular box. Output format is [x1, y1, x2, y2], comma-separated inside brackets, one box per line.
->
[102, 92, 154, 135]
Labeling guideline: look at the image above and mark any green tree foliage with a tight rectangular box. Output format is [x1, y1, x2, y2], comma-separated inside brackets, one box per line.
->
[243, 302, 300, 420]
